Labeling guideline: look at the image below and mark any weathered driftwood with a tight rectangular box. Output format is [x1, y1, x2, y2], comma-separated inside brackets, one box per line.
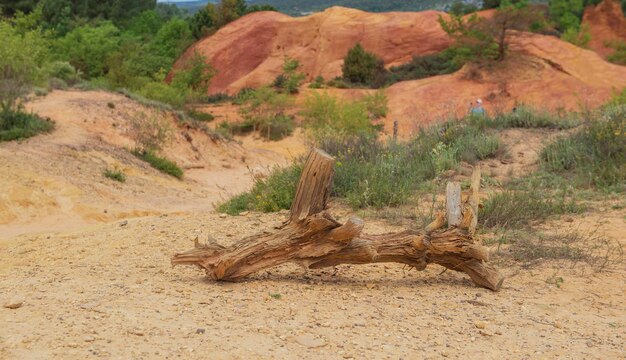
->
[172, 149, 504, 291]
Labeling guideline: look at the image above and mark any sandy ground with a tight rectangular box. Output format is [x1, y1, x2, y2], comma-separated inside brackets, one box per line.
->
[1, 90, 625, 359]
[0, 210, 624, 359]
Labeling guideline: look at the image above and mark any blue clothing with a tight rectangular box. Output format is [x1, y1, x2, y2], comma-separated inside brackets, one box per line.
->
[471, 106, 486, 116]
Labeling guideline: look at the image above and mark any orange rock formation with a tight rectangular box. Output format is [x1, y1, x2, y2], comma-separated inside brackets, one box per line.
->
[173, 6, 626, 135]
[583, 0, 626, 58]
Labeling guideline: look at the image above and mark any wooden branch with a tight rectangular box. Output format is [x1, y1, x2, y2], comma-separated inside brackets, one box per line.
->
[172, 150, 504, 291]
[446, 182, 462, 227]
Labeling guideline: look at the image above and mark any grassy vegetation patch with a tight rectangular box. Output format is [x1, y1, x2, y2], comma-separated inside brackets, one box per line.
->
[479, 190, 584, 230]
[217, 163, 303, 215]
[540, 106, 625, 189]
[103, 168, 126, 182]
[132, 149, 183, 179]
[0, 110, 54, 142]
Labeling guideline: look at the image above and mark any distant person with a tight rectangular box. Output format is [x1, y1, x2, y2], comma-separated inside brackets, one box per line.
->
[470, 99, 486, 117]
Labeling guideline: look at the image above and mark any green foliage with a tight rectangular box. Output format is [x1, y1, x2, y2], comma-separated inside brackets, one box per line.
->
[609, 88, 626, 106]
[103, 168, 126, 182]
[540, 106, 625, 188]
[138, 82, 186, 108]
[449, 1, 478, 15]
[0, 20, 49, 112]
[560, 24, 591, 48]
[385, 50, 460, 85]
[171, 51, 215, 95]
[188, 4, 216, 39]
[549, 0, 584, 32]
[217, 162, 303, 214]
[438, 13, 499, 64]
[238, 87, 295, 140]
[186, 109, 215, 122]
[607, 40, 626, 66]
[45, 61, 81, 85]
[301, 92, 378, 138]
[273, 57, 305, 94]
[342, 43, 386, 87]
[361, 91, 388, 119]
[40, 0, 72, 36]
[468, 106, 581, 130]
[440, 3, 545, 62]
[227, 99, 503, 211]
[309, 76, 325, 89]
[132, 149, 183, 179]
[0, 109, 54, 142]
[56, 22, 121, 78]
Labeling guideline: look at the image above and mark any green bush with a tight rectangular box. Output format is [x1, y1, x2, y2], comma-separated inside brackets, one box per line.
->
[0, 110, 54, 142]
[607, 40, 626, 66]
[273, 57, 305, 94]
[0, 20, 49, 112]
[218, 163, 303, 215]
[45, 61, 81, 85]
[103, 168, 126, 182]
[342, 43, 386, 87]
[540, 106, 625, 188]
[384, 50, 460, 86]
[238, 87, 295, 140]
[132, 149, 183, 179]
[301, 92, 378, 139]
[56, 23, 121, 78]
[138, 82, 186, 108]
[186, 109, 215, 122]
[309, 76, 325, 89]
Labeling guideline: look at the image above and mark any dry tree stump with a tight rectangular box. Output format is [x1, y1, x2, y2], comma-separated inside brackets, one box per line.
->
[172, 149, 504, 291]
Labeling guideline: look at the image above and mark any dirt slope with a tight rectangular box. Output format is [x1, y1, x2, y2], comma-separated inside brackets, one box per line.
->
[0, 90, 305, 239]
[384, 31, 626, 135]
[583, 0, 626, 59]
[173, 7, 452, 94]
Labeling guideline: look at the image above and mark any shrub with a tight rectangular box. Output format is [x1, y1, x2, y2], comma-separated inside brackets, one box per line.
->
[238, 87, 295, 140]
[103, 168, 126, 182]
[48, 77, 69, 90]
[479, 190, 584, 229]
[138, 82, 186, 108]
[468, 106, 580, 129]
[186, 109, 215, 122]
[309, 76, 325, 89]
[56, 23, 121, 78]
[561, 24, 591, 48]
[0, 110, 55, 142]
[0, 20, 48, 112]
[362, 90, 388, 119]
[273, 57, 305, 94]
[607, 40, 626, 66]
[609, 87, 626, 106]
[132, 149, 183, 179]
[170, 51, 215, 99]
[127, 112, 172, 151]
[384, 50, 460, 86]
[342, 43, 386, 87]
[301, 92, 377, 139]
[540, 106, 625, 188]
[45, 61, 81, 85]
[217, 162, 303, 214]
[201, 93, 232, 104]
